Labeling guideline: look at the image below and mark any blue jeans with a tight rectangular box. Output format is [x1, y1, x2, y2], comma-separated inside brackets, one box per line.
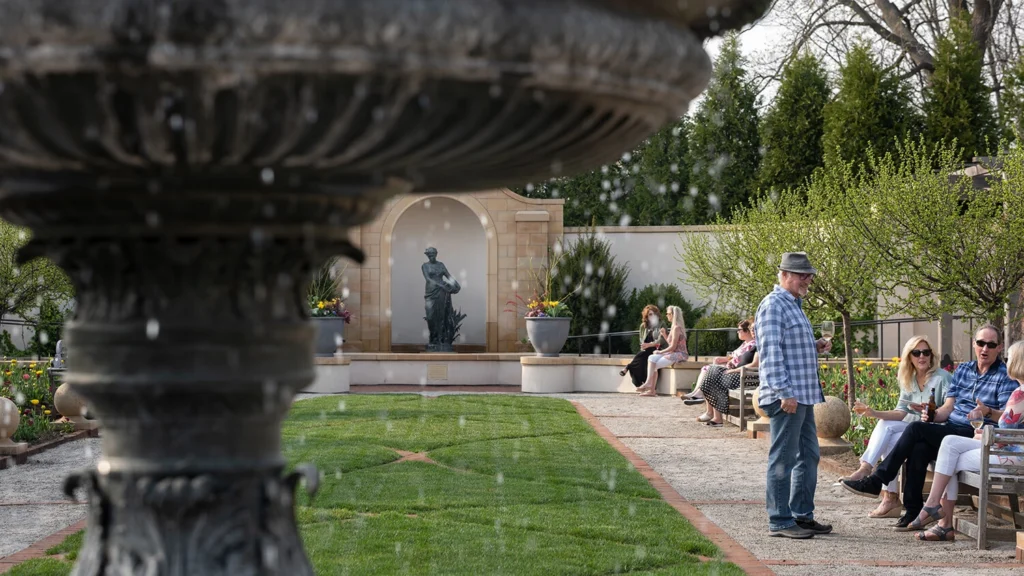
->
[764, 400, 820, 531]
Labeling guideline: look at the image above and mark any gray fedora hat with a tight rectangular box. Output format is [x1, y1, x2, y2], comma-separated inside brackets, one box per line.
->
[778, 252, 817, 275]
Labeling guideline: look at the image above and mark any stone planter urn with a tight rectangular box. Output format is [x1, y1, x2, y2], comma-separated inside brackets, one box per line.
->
[0, 1, 769, 572]
[312, 317, 347, 356]
[525, 317, 571, 357]
[814, 395, 854, 455]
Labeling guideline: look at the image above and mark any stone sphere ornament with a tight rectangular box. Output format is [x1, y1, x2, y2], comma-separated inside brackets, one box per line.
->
[0, 397, 20, 441]
[53, 382, 99, 431]
[814, 395, 854, 455]
[0, 1, 771, 574]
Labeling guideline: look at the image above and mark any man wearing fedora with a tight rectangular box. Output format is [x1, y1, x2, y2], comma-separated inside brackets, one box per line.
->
[756, 252, 833, 539]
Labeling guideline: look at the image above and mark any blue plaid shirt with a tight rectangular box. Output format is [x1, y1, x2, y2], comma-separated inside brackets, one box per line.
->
[756, 285, 825, 406]
[945, 358, 1016, 428]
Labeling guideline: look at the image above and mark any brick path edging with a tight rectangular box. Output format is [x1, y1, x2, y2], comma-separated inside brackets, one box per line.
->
[571, 402, 774, 576]
[0, 519, 86, 574]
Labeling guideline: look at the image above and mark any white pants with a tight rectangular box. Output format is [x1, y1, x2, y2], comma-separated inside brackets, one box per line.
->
[861, 419, 910, 493]
[933, 435, 990, 502]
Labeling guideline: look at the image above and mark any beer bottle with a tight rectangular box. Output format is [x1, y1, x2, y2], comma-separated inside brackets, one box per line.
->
[925, 388, 937, 422]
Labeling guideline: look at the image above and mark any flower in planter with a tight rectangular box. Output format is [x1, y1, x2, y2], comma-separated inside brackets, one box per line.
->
[44, 410, 51, 415]
[30, 399, 39, 405]
[34, 370, 42, 376]
[310, 298, 353, 322]
[22, 374, 29, 380]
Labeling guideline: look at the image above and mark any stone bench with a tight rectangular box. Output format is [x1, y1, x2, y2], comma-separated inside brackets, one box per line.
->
[521, 356, 704, 394]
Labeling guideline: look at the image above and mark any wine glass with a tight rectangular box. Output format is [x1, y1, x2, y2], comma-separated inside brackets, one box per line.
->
[820, 321, 835, 360]
[970, 418, 985, 430]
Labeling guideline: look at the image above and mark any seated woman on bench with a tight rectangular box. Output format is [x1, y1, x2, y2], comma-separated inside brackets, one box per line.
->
[908, 340, 1024, 542]
[687, 318, 759, 427]
[843, 335, 951, 519]
[683, 317, 757, 403]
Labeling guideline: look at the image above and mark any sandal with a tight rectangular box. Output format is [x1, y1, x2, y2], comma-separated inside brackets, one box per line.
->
[915, 525, 955, 542]
[703, 421, 723, 428]
[905, 505, 943, 531]
[696, 413, 712, 423]
[869, 503, 904, 519]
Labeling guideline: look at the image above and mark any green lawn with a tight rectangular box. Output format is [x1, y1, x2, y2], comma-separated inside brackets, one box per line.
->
[10, 395, 741, 575]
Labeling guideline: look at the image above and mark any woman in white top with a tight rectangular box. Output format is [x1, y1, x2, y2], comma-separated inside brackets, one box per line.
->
[843, 336, 952, 519]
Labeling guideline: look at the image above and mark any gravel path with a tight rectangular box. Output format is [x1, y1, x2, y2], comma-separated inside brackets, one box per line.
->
[0, 438, 101, 558]
[560, 393, 1022, 575]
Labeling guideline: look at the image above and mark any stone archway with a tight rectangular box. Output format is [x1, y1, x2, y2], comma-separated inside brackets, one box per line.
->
[379, 195, 499, 352]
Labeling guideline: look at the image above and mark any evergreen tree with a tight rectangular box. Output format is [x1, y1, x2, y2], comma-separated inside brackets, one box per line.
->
[822, 44, 919, 168]
[686, 33, 762, 222]
[923, 13, 997, 160]
[518, 117, 692, 227]
[622, 117, 692, 225]
[758, 52, 830, 194]
[999, 54, 1024, 141]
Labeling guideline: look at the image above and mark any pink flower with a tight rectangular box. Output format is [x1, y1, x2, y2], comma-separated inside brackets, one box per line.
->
[22, 374, 29, 380]
[1003, 409, 1021, 426]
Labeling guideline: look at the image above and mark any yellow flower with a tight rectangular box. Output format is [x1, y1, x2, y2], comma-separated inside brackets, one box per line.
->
[35, 370, 43, 376]
[28, 363, 35, 369]
[855, 366, 862, 373]
[820, 363, 828, 370]
[3, 370, 9, 376]
[317, 302, 325, 309]
[30, 399, 39, 405]
[9, 359, 15, 365]
[44, 410, 51, 415]
[891, 356, 900, 363]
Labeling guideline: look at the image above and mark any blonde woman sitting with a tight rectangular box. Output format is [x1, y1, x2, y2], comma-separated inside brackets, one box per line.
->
[637, 305, 688, 397]
[845, 336, 951, 518]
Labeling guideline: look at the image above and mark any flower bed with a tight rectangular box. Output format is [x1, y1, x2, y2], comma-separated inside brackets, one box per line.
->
[1, 359, 74, 444]
[820, 358, 899, 456]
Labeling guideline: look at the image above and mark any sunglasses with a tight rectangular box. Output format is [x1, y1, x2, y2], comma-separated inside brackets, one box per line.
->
[793, 272, 814, 280]
[910, 349, 932, 358]
[975, 340, 999, 349]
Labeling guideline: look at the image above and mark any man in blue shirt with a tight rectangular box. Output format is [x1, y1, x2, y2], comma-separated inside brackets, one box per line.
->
[757, 252, 832, 539]
[841, 325, 1017, 530]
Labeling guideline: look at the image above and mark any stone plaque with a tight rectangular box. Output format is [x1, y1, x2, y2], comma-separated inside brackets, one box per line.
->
[426, 364, 449, 381]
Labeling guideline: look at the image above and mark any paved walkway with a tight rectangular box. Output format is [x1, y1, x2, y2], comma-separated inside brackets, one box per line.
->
[562, 393, 1022, 576]
[0, 438, 99, 562]
[2, 392, 1021, 575]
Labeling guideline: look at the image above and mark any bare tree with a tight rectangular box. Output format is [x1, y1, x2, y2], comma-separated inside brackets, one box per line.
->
[757, 0, 1023, 105]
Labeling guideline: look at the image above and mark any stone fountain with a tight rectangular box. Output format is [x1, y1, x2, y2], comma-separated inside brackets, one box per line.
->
[0, 1, 769, 573]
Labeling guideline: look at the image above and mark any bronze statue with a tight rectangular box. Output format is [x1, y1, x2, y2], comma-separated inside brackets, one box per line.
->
[422, 247, 462, 352]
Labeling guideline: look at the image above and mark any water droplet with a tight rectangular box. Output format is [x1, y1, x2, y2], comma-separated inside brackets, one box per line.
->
[304, 108, 319, 123]
[168, 115, 183, 131]
[621, 152, 632, 162]
[488, 84, 503, 98]
[145, 319, 160, 340]
[338, 400, 346, 411]
[496, 472, 504, 485]
[97, 460, 111, 475]
[263, 203, 276, 218]
[145, 212, 161, 228]
[458, 415, 466, 427]
[260, 168, 275, 185]
[39, 331, 49, 345]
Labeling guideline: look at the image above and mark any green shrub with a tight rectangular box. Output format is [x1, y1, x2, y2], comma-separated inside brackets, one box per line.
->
[624, 284, 704, 353]
[689, 311, 743, 358]
[549, 233, 630, 353]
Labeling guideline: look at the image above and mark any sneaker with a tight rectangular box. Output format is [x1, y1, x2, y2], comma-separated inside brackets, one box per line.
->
[795, 519, 833, 534]
[840, 476, 882, 498]
[768, 525, 814, 539]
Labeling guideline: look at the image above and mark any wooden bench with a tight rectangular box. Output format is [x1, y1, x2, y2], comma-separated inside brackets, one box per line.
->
[953, 426, 1024, 549]
[723, 366, 759, 431]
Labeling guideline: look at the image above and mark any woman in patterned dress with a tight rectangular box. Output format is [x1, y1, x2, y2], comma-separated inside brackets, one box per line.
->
[692, 319, 758, 427]
[683, 317, 757, 403]
[908, 340, 1024, 542]
[636, 305, 688, 397]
